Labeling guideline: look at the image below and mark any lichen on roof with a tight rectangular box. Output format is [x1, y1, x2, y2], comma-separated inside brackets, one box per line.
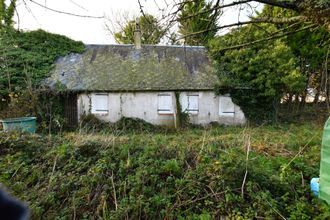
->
[45, 44, 219, 92]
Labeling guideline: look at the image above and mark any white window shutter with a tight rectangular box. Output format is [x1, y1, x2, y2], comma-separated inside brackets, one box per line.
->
[187, 95, 199, 114]
[91, 94, 109, 114]
[158, 94, 173, 114]
[219, 96, 235, 116]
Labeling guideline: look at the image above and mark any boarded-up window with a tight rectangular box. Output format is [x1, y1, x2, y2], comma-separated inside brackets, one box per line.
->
[91, 94, 109, 114]
[158, 94, 173, 114]
[219, 96, 234, 116]
[187, 95, 199, 113]
[182, 94, 199, 114]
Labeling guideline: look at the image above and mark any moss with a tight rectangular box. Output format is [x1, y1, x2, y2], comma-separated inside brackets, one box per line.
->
[47, 45, 219, 91]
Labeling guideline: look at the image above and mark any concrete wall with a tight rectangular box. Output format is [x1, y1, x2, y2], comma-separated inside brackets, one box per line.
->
[77, 91, 246, 126]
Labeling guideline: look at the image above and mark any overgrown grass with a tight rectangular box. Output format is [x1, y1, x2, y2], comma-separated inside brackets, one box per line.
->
[0, 123, 328, 219]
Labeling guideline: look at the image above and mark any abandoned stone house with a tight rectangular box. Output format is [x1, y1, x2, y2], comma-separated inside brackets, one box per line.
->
[45, 39, 246, 127]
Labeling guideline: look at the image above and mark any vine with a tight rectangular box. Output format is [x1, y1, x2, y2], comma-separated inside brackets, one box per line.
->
[0, 29, 85, 132]
[175, 92, 190, 129]
[0, 29, 85, 100]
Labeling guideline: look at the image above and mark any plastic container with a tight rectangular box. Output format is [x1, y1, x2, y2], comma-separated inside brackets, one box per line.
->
[311, 178, 320, 196]
[0, 117, 37, 134]
[320, 117, 330, 204]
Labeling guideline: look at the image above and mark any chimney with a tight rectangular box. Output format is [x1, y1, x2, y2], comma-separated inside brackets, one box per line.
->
[134, 18, 142, 49]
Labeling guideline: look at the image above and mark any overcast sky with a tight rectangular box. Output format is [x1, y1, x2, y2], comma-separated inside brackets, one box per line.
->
[14, 0, 263, 44]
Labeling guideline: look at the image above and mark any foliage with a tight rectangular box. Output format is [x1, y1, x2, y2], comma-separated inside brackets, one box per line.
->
[178, 0, 218, 46]
[0, 29, 85, 100]
[79, 115, 165, 133]
[260, 6, 330, 103]
[210, 23, 306, 122]
[278, 103, 329, 124]
[112, 117, 159, 132]
[79, 113, 106, 130]
[36, 93, 67, 133]
[114, 14, 165, 44]
[0, 91, 37, 119]
[199, 0, 329, 29]
[0, 0, 16, 29]
[298, 0, 330, 29]
[0, 123, 326, 219]
[0, 91, 69, 133]
[209, 5, 330, 122]
[175, 92, 190, 129]
[0, 29, 84, 131]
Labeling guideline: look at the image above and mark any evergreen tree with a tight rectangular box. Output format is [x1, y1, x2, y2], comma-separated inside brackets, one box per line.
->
[177, 0, 219, 46]
[209, 24, 305, 121]
[114, 14, 164, 44]
[0, 0, 16, 30]
[209, 5, 329, 121]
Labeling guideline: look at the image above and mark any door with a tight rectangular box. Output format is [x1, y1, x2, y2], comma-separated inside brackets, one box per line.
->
[64, 93, 78, 127]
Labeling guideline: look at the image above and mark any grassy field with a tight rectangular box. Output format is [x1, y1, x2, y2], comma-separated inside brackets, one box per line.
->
[0, 122, 328, 219]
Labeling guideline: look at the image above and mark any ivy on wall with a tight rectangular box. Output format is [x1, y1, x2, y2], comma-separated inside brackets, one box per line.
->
[0, 29, 85, 131]
[0, 29, 85, 100]
[174, 92, 190, 129]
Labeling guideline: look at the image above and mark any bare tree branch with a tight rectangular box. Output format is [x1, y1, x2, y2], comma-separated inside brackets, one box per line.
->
[22, 0, 41, 26]
[14, 6, 20, 30]
[28, 0, 104, 19]
[137, 0, 148, 20]
[254, 0, 299, 11]
[214, 24, 316, 52]
[177, 0, 300, 24]
[68, 0, 89, 12]
[178, 16, 305, 40]
[207, 0, 221, 29]
[176, 0, 252, 22]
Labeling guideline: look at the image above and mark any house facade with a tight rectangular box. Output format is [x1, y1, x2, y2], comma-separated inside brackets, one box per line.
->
[45, 43, 245, 127]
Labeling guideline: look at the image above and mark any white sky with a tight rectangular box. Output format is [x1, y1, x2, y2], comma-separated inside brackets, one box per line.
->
[14, 0, 263, 44]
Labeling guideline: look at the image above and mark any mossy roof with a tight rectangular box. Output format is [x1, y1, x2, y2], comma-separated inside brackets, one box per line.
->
[45, 44, 219, 92]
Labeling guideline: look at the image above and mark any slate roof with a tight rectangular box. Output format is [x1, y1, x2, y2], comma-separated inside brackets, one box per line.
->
[45, 44, 219, 92]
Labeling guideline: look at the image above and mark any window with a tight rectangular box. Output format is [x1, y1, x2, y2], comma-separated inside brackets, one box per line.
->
[158, 94, 173, 114]
[182, 94, 199, 114]
[91, 94, 109, 114]
[219, 96, 234, 116]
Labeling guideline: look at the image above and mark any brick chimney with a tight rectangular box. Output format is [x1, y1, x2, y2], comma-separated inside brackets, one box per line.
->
[134, 18, 142, 49]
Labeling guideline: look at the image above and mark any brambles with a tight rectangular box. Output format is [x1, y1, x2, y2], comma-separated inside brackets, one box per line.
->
[0, 123, 327, 219]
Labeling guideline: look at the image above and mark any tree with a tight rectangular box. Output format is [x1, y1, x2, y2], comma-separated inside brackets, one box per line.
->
[177, 0, 219, 45]
[136, 0, 329, 45]
[258, 6, 330, 105]
[209, 22, 306, 121]
[113, 14, 165, 44]
[0, 0, 16, 30]
[285, 28, 330, 104]
[207, 5, 329, 121]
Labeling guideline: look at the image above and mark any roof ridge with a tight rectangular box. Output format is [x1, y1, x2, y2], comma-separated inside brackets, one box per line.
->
[85, 44, 206, 49]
